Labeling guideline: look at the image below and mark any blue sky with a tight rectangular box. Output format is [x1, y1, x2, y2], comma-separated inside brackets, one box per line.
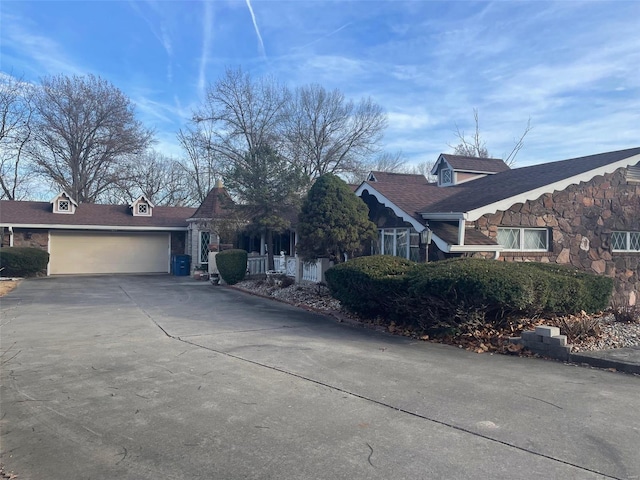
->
[1, 0, 639, 168]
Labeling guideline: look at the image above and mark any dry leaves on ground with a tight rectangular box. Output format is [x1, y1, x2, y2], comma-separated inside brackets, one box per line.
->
[0, 280, 19, 297]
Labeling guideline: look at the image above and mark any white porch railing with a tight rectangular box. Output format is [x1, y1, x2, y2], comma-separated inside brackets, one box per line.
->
[302, 260, 321, 282]
[247, 256, 267, 275]
[246, 254, 330, 283]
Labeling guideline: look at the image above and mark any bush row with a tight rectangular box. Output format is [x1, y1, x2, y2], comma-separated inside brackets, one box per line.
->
[0, 247, 49, 277]
[325, 256, 614, 332]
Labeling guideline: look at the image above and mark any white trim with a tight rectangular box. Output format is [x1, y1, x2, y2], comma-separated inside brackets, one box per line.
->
[0, 223, 187, 231]
[8, 226, 13, 247]
[464, 154, 640, 221]
[421, 212, 465, 221]
[47, 231, 51, 276]
[429, 231, 503, 253]
[355, 183, 426, 232]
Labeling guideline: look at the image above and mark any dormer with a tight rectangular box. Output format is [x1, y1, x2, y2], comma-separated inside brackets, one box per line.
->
[51, 192, 78, 214]
[130, 195, 154, 217]
[431, 154, 510, 187]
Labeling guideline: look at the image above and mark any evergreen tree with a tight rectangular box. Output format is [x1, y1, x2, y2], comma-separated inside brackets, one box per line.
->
[224, 144, 307, 269]
[297, 173, 376, 262]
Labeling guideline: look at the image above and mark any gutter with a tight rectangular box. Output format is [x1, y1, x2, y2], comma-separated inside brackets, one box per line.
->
[0, 223, 188, 232]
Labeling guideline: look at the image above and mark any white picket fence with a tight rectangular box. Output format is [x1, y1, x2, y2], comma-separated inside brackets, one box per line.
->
[246, 254, 327, 283]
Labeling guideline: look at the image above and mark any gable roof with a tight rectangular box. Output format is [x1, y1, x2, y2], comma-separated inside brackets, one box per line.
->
[422, 147, 640, 220]
[356, 172, 448, 230]
[436, 154, 510, 174]
[189, 186, 236, 221]
[0, 200, 195, 230]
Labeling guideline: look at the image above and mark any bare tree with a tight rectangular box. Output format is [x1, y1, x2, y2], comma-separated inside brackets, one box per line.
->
[0, 74, 35, 200]
[108, 151, 191, 206]
[343, 150, 406, 184]
[193, 67, 290, 174]
[29, 74, 154, 203]
[284, 84, 387, 180]
[177, 125, 222, 204]
[405, 160, 436, 182]
[450, 108, 531, 166]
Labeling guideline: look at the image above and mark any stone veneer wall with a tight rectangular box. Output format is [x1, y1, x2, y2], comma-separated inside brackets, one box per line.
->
[473, 167, 640, 304]
[3, 229, 49, 250]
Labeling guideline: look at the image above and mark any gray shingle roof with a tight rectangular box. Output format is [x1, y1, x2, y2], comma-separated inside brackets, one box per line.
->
[440, 154, 510, 173]
[424, 147, 640, 214]
[0, 200, 195, 228]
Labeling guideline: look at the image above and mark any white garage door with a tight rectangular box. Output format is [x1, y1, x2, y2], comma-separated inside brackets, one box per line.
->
[49, 231, 170, 275]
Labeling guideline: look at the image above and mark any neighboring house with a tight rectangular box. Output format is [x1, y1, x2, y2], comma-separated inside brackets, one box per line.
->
[356, 147, 640, 303]
[0, 192, 195, 275]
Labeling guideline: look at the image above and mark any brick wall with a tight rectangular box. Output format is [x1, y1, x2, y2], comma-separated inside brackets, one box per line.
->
[473, 167, 640, 304]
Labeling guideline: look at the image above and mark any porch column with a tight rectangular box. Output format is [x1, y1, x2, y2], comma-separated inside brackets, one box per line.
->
[458, 219, 465, 246]
[260, 233, 266, 255]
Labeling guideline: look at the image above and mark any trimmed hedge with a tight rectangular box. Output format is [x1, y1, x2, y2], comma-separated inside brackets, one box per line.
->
[0, 247, 49, 277]
[325, 255, 415, 318]
[216, 249, 248, 285]
[326, 256, 614, 331]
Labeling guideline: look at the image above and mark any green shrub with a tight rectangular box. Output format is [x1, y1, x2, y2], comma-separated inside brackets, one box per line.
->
[326, 256, 614, 333]
[0, 247, 49, 277]
[405, 258, 614, 332]
[325, 255, 415, 318]
[215, 249, 248, 285]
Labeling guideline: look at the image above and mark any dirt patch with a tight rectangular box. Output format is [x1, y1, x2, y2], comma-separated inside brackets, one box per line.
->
[0, 280, 20, 297]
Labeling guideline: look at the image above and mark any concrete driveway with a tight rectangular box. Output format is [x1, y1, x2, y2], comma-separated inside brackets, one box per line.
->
[1, 276, 639, 480]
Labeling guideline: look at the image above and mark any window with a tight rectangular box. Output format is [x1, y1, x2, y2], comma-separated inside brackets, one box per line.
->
[58, 200, 69, 211]
[440, 168, 452, 185]
[375, 228, 420, 260]
[497, 228, 548, 251]
[611, 231, 640, 252]
[199, 231, 211, 264]
[138, 203, 148, 214]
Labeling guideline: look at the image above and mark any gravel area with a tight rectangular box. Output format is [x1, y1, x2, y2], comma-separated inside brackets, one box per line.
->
[233, 279, 640, 353]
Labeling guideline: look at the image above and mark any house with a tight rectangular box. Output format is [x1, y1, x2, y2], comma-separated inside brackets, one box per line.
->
[0, 192, 195, 275]
[356, 147, 640, 303]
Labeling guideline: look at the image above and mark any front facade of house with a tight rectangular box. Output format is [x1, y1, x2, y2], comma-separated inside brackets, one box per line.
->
[0, 192, 195, 275]
[356, 148, 640, 304]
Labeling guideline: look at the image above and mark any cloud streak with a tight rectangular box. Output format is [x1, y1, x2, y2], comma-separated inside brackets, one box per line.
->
[245, 0, 266, 59]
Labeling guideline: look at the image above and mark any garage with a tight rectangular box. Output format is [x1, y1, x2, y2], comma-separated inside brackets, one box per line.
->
[49, 231, 170, 275]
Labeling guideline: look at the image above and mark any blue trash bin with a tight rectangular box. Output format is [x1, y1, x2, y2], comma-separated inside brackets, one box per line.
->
[171, 254, 191, 276]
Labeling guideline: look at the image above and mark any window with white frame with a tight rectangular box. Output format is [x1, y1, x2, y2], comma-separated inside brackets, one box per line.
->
[374, 228, 420, 261]
[440, 168, 452, 185]
[611, 231, 640, 252]
[58, 200, 69, 211]
[137, 203, 148, 214]
[199, 231, 210, 264]
[497, 227, 549, 251]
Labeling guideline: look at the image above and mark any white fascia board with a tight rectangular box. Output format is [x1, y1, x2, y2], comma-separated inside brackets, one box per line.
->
[0, 223, 187, 231]
[430, 155, 450, 175]
[430, 231, 502, 253]
[355, 183, 426, 232]
[421, 212, 465, 220]
[465, 154, 640, 221]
